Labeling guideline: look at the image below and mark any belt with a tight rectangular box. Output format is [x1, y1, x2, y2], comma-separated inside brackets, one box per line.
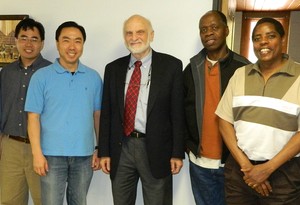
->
[129, 131, 145, 138]
[249, 159, 268, 165]
[9, 135, 30, 144]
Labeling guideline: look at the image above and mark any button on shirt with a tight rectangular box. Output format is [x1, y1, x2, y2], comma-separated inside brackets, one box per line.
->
[124, 51, 152, 134]
[0, 54, 51, 136]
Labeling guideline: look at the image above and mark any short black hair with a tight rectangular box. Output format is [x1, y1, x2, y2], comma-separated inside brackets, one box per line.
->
[199, 10, 228, 28]
[252, 17, 285, 40]
[212, 10, 228, 26]
[55, 21, 86, 42]
[15, 18, 45, 40]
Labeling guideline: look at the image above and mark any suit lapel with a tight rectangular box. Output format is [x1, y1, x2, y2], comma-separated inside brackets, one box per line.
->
[147, 51, 163, 116]
[117, 55, 131, 120]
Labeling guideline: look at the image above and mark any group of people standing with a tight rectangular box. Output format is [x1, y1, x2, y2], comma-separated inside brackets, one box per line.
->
[0, 8, 300, 205]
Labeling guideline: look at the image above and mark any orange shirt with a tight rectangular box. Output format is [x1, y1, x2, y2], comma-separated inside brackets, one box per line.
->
[200, 59, 222, 159]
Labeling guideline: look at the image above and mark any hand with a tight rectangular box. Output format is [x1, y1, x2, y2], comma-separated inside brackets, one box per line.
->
[252, 180, 272, 196]
[242, 163, 273, 185]
[100, 157, 111, 174]
[241, 163, 273, 196]
[33, 153, 48, 176]
[170, 158, 183, 175]
[92, 150, 101, 171]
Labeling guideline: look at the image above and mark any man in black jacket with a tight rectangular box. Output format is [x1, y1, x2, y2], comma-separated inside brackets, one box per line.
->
[183, 10, 250, 205]
[99, 14, 185, 205]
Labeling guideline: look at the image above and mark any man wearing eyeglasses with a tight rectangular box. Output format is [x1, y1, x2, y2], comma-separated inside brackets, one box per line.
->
[0, 18, 51, 205]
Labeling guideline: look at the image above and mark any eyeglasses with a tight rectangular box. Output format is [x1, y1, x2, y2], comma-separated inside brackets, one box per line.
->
[18, 36, 41, 44]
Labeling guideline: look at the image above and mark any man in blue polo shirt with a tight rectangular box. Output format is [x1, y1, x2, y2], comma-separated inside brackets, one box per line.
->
[25, 21, 102, 205]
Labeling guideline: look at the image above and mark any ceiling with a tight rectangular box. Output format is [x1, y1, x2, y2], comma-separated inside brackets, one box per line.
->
[236, 0, 300, 11]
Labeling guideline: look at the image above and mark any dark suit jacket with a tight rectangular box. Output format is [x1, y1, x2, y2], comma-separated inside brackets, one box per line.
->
[99, 50, 185, 179]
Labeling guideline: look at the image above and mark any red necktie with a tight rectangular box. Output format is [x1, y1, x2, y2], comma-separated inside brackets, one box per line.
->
[123, 61, 142, 136]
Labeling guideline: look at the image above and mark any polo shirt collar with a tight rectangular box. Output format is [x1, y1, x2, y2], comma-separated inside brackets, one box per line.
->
[54, 58, 86, 74]
[248, 54, 294, 76]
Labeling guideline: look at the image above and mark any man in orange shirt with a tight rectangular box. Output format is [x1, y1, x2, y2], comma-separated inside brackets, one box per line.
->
[183, 10, 250, 205]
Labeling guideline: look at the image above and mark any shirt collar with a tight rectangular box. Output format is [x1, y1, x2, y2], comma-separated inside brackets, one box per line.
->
[17, 54, 44, 70]
[206, 55, 218, 66]
[248, 54, 294, 76]
[53, 58, 86, 74]
[129, 49, 152, 70]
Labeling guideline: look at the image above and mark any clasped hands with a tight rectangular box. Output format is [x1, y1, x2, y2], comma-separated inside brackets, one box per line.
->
[241, 163, 273, 196]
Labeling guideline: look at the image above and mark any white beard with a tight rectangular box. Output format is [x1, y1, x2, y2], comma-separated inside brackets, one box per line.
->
[126, 37, 151, 54]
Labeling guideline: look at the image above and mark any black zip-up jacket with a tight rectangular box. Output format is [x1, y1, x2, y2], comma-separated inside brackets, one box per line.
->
[183, 48, 250, 163]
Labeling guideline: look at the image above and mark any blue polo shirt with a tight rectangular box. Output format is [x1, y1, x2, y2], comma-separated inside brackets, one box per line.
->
[25, 59, 102, 156]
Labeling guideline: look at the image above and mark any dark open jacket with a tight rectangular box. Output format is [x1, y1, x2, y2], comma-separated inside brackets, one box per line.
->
[183, 48, 250, 163]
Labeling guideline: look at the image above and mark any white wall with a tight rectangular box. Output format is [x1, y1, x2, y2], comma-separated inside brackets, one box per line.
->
[0, 0, 213, 204]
